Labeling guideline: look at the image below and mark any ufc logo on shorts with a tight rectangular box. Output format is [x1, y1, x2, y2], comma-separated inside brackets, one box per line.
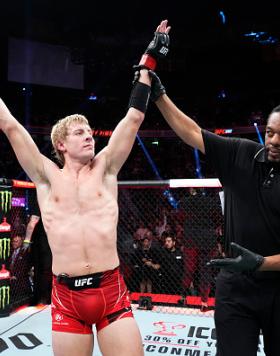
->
[159, 47, 168, 55]
[74, 277, 93, 287]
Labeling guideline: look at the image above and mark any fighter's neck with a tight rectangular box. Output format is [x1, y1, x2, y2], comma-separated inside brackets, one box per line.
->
[62, 158, 93, 177]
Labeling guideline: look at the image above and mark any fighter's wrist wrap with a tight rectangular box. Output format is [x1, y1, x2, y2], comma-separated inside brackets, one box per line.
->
[139, 54, 157, 71]
[128, 82, 151, 114]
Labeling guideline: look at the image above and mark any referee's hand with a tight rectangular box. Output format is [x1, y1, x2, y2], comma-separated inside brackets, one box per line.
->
[207, 242, 264, 272]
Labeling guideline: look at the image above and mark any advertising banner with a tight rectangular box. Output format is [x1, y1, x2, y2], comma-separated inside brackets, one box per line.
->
[0, 180, 12, 317]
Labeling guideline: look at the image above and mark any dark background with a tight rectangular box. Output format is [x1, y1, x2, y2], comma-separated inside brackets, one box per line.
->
[0, 0, 280, 179]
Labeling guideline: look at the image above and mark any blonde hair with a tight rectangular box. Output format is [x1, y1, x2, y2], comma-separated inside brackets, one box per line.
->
[51, 114, 89, 165]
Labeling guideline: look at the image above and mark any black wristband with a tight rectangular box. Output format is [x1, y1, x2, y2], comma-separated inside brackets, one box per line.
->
[128, 82, 151, 114]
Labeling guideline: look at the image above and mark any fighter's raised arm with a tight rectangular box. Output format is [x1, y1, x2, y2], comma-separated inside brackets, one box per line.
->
[0, 98, 50, 184]
[105, 20, 170, 175]
[104, 69, 150, 175]
[146, 20, 205, 153]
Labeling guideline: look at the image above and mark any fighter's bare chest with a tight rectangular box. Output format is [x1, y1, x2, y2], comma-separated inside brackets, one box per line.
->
[49, 166, 109, 205]
[54, 175, 105, 203]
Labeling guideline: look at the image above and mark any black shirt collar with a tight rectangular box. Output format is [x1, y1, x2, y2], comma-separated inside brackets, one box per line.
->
[254, 146, 266, 163]
[255, 146, 280, 172]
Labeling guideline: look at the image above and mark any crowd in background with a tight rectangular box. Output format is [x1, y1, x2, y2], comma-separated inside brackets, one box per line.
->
[116, 187, 224, 310]
[8, 193, 52, 308]
[9, 185, 223, 312]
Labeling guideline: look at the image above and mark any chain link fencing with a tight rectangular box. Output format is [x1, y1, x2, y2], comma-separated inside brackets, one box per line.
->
[9, 184, 34, 309]
[5, 179, 224, 315]
[117, 181, 224, 314]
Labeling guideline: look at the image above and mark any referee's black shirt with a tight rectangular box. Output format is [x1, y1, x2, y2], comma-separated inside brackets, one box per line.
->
[202, 129, 280, 257]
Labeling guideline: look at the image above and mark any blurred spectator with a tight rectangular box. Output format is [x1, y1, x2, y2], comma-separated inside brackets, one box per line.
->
[27, 195, 52, 305]
[134, 221, 150, 242]
[9, 231, 32, 303]
[12, 215, 26, 235]
[160, 233, 184, 295]
[29, 216, 52, 305]
[174, 223, 184, 248]
[154, 209, 167, 238]
[146, 230, 162, 250]
[132, 237, 161, 293]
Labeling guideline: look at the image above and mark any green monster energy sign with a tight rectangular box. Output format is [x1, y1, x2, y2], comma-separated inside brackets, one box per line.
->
[0, 184, 12, 269]
[0, 285, 10, 310]
[0, 191, 12, 214]
[0, 239, 10, 260]
[0, 182, 12, 316]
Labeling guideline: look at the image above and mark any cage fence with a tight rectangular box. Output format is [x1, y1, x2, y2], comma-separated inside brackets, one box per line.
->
[117, 180, 224, 315]
[1, 179, 224, 316]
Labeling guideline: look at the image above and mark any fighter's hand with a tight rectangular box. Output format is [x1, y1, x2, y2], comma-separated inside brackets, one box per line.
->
[138, 19, 171, 71]
[207, 242, 265, 272]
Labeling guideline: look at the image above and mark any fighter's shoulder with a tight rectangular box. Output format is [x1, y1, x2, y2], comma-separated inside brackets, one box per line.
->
[37, 155, 61, 185]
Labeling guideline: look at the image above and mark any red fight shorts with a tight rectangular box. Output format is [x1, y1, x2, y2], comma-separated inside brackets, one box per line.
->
[51, 266, 133, 334]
